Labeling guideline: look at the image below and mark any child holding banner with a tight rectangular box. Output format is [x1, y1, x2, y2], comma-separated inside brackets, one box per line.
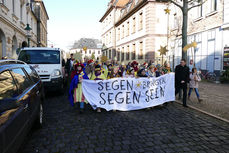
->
[109, 66, 121, 78]
[69, 63, 89, 113]
[91, 64, 107, 112]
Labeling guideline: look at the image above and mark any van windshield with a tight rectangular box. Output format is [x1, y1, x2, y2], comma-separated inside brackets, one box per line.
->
[18, 50, 60, 64]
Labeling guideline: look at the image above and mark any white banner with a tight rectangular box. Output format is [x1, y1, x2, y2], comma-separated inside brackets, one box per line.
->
[82, 73, 175, 111]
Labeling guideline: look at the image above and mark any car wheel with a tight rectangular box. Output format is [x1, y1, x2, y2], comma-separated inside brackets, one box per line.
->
[34, 104, 43, 128]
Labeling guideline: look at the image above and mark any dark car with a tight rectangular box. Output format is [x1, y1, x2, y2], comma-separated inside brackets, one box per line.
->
[0, 60, 45, 153]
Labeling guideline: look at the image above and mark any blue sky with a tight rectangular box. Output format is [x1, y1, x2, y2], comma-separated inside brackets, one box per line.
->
[43, 0, 109, 50]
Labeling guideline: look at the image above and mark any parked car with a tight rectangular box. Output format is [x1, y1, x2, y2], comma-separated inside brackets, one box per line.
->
[0, 60, 45, 153]
[18, 47, 66, 93]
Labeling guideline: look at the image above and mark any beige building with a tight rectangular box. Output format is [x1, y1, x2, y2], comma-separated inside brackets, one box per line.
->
[34, 0, 49, 47]
[0, 0, 48, 59]
[0, 0, 38, 59]
[100, 0, 130, 61]
[100, 0, 168, 64]
[168, 0, 225, 75]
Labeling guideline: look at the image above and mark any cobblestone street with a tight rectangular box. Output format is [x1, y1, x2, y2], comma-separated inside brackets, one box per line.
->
[187, 82, 229, 120]
[19, 92, 229, 153]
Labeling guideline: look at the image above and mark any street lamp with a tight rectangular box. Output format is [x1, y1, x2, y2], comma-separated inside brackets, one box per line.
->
[24, 24, 32, 47]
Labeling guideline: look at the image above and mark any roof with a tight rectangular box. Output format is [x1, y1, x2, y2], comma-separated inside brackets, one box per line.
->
[115, 0, 130, 7]
[99, 0, 130, 22]
[115, 0, 169, 27]
[72, 38, 102, 49]
[21, 47, 60, 51]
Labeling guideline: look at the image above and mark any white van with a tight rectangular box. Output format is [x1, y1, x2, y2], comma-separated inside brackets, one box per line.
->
[18, 47, 65, 92]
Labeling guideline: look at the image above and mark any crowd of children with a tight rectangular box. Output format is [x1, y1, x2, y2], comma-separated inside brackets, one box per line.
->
[68, 59, 172, 113]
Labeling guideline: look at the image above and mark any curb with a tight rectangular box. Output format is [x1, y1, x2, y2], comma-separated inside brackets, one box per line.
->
[175, 100, 229, 124]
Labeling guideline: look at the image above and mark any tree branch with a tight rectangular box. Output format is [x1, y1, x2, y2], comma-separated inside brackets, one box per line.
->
[188, 0, 208, 11]
[169, 0, 182, 10]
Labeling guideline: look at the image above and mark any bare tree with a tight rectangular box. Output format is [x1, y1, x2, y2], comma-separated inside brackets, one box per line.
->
[168, 0, 207, 60]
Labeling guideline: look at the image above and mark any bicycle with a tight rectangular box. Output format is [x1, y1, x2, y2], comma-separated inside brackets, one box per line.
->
[198, 70, 217, 82]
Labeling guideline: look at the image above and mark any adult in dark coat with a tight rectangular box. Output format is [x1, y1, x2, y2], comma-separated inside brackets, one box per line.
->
[175, 59, 190, 107]
[65, 53, 74, 76]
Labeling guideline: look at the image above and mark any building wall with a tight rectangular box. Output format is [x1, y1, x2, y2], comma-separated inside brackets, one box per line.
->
[38, 2, 48, 47]
[70, 48, 102, 60]
[115, 1, 167, 64]
[169, 0, 224, 74]
[101, 8, 117, 58]
[0, 0, 38, 59]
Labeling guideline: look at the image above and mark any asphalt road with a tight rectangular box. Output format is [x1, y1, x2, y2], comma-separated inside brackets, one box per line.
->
[19, 92, 229, 153]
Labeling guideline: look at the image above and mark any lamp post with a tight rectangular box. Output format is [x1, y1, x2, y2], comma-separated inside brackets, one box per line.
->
[24, 24, 32, 47]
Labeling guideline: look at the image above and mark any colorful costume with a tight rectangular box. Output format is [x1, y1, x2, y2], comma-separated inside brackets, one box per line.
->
[91, 65, 107, 80]
[131, 61, 139, 76]
[69, 63, 89, 108]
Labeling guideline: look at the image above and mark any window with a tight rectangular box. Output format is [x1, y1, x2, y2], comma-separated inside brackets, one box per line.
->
[89, 50, 91, 54]
[139, 42, 143, 59]
[126, 45, 130, 60]
[109, 14, 111, 24]
[24, 67, 40, 83]
[208, 30, 215, 40]
[12, 0, 15, 13]
[117, 28, 120, 41]
[0, 71, 18, 100]
[195, 33, 202, 43]
[139, 12, 143, 30]
[109, 50, 111, 59]
[18, 50, 60, 64]
[208, 0, 217, 13]
[20, 3, 23, 21]
[196, 1, 203, 18]
[121, 47, 124, 61]
[122, 25, 125, 39]
[109, 32, 112, 44]
[106, 34, 108, 44]
[172, 14, 179, 30]
[132, 44, 136, 60]
[98, 51, 100, 54]
[127, 22, 130, 36]
[31, 18, 33, 32]
[10, 68, 33, 94]
[132, 17, 136, 33]
[117, 48, 120, 61]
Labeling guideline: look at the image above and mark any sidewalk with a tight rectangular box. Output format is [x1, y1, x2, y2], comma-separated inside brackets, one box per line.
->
[179, 81, 229, 120]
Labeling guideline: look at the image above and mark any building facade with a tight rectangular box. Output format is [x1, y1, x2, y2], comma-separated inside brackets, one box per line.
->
[70, 48, 102, 61]
[0, 0, 48, 59]
[168, 0, 226, 75]
[70, 38, 102, 61]
[100, 0, 130, 62]
[34, 0, 48, 47]
[100, 0, 168, 64]
[0, 0, 38, 59]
